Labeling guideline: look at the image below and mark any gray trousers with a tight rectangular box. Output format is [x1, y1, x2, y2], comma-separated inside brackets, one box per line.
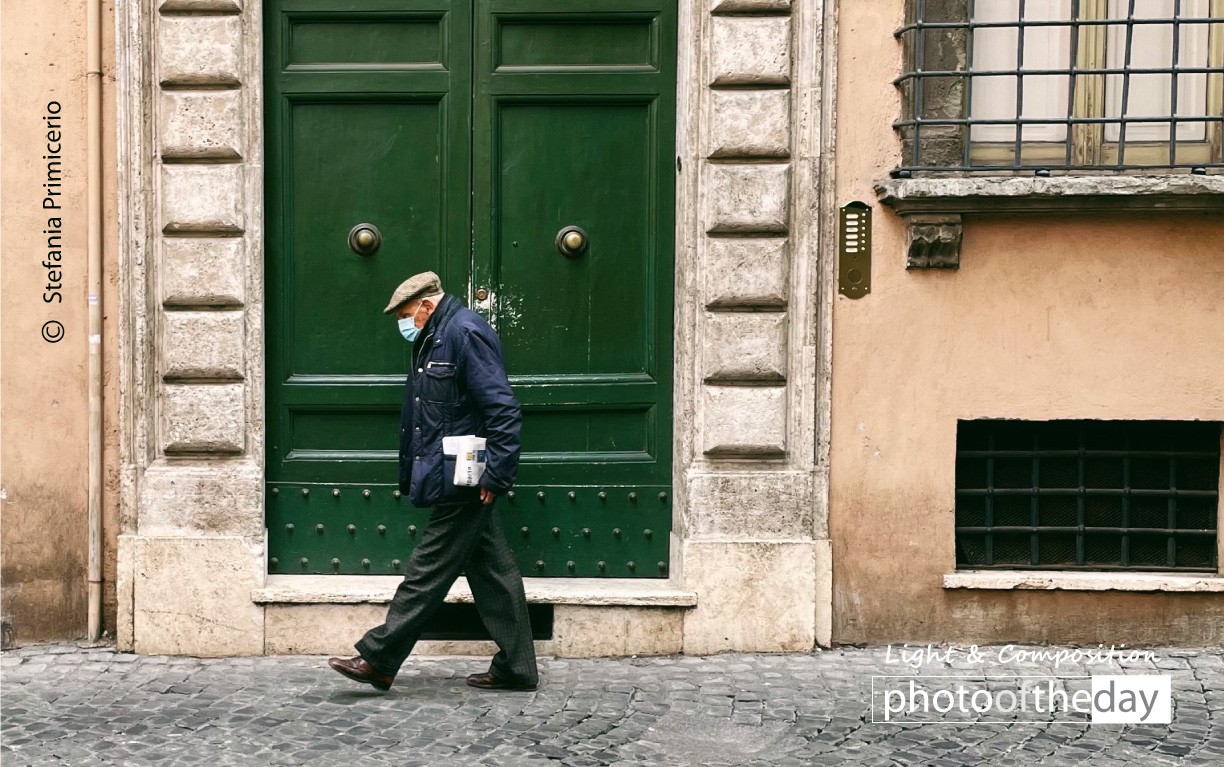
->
[355, 500, 538, 685]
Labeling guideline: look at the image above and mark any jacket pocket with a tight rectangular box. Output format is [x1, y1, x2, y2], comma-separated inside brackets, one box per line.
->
[419, 362, 457, 404]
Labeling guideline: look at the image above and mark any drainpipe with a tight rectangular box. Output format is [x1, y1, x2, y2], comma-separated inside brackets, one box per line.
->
[86, 0, 103, 642]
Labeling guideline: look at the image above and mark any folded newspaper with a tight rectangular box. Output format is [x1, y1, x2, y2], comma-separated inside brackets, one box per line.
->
[442, 435, 487, 486]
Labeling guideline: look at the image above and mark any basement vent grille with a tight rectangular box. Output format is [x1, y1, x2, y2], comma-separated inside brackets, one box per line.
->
[955, 420, 1220, 571]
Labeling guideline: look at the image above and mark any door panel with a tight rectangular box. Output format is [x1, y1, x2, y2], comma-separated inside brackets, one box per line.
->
[496, 17, 657, 69]
[265, 0, 675, 577]
[286, 17, 445, 66]
[265, 0, 472, 560]
[472, 0, 676, 573]
[494, 102, 653, 375]
[288, 100, 446, 377]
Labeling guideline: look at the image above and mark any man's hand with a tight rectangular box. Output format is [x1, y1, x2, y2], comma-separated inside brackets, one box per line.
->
[480, 487, 497, 505]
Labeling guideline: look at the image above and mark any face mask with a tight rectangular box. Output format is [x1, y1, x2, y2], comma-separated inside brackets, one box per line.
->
[398, 316, 420, 342]
[398, 302, 424, 342]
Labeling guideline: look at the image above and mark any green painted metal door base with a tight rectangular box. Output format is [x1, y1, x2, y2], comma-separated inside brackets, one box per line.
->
[264, 0, 677, 576]
[267, 482, 670, 577]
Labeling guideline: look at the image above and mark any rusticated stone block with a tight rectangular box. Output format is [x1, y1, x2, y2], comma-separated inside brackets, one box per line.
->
[702, 385, 787, 456]
[905, 214, 962, 269]
[160, 91, 243, 160]
[159, 0, 242, 10]
[161, 238, 245, 307]
[682, 541, 817, 654]
[704, 163, 790, 233]
[710, 17, 790, 86]
[158, 16, 242, 87]
[162, 311, 245, 381]
[138, 459, 263, 538]
[161, 164, 244, 234]
[684, 471, 815, 539]
[161, 383, 245, 454]
[703, 311, 787, 382]
[704, 238, 788, 308]
[709, 90, 790, 158]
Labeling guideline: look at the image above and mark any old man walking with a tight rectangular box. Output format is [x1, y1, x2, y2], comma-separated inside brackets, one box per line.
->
[328, 271, 538, 692]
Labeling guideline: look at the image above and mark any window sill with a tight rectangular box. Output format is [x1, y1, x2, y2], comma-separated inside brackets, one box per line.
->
[872, 174, 1224, 268]
[875, 174, 1224, 216]
[944, 570, 1224, 593]
[253, 574, 698, 607]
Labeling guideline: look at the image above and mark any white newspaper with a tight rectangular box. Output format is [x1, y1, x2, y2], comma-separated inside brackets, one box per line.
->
[441, 435, 487, 486]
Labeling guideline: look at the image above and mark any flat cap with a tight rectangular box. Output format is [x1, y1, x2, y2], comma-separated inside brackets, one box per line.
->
[383, 271, 443, 314]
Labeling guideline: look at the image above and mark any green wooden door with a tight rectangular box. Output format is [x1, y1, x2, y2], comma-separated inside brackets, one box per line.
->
[265, 0, 675, 578]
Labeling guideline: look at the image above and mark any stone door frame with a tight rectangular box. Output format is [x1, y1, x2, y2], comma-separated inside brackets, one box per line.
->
[115, 0, 836, 654]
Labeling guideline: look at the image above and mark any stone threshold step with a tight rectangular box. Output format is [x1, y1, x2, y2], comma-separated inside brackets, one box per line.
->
[254, 575, 698, 607]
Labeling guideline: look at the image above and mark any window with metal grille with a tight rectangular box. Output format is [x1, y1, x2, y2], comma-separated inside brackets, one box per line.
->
[895, 0, 1224, 173]
[955, 420, 1221, 570]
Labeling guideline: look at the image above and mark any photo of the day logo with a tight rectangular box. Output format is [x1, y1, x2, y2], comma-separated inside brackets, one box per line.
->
[1091, 675, 1170, 724]
[874, 674, 1172, 724]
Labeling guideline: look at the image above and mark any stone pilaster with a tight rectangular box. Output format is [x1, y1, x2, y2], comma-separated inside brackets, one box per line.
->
[697, 6, 792, 460]
[676, 0, 832, 652]
[117, 0, 265, 650]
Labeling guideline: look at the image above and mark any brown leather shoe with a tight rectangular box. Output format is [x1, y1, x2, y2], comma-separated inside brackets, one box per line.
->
[465, 672, 537, 691]
[328, 656, 394, 691]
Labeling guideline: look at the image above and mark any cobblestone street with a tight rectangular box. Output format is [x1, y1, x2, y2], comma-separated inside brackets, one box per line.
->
[2, 644, 1222, 766]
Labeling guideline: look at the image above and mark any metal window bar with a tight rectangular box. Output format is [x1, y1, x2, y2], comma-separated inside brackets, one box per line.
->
[965, 0, 979, 168]
[1029, 421, 1040, 565]
[1168, 442, 1179, 566]
[985, 427, 995, 565]
[1172, 0, 1184, 165]
[1066, 0, 1083, 167]
[913, 0, 928, 169]
[1075, 422, 1086, 563]
[1015, 0, 1029, 169]
[1121, 433, 1131, 566]
[893, 6, 1224, 174]
[955, 420, 1220, 572]
[1116, 0, 1138, 166]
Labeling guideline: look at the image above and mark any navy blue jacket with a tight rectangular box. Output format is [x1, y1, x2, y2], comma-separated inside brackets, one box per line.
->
[399, 294, 523, 507]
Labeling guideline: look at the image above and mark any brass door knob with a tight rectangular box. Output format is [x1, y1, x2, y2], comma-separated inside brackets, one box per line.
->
[347, 223, 381, 256]
[555, 225, 589, 259]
